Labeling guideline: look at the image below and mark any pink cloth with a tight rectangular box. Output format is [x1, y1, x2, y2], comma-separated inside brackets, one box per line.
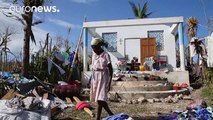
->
[90, 51, 111, 102]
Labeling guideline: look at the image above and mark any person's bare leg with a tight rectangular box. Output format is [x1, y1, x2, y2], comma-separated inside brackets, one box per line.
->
[96, 101, 103, 120]
[99, 101, 114, 116]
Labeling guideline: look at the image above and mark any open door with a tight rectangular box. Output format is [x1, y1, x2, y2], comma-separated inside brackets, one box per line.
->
[140, 38, 157, 64]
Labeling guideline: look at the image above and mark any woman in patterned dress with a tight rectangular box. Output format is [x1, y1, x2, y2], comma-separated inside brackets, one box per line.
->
[90, 38, 114, 120]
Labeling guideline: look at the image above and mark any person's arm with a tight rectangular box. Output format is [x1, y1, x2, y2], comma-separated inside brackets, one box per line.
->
[108, 63, 113, 92]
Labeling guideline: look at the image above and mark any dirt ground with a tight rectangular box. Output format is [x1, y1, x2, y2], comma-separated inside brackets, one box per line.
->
[53, 88, 213, 120]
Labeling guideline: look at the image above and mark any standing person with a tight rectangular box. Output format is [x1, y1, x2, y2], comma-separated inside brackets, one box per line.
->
[90, 38, 114, 120]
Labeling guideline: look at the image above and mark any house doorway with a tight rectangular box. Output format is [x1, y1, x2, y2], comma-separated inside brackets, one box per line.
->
[140, 38, 157, 64]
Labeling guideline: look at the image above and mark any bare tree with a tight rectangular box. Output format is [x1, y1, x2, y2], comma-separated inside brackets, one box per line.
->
[1, 0, 47, 77]
[0, 26, 16, 71]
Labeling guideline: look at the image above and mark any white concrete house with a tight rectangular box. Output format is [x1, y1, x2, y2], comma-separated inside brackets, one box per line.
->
[203, 32, 213, 67]
[81, 16, 189, 85]
[83, 16, 185, 71]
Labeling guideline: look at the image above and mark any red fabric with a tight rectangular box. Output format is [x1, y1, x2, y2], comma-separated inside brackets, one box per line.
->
[181, 83, 188, 88]
[173, 85, 181, 90]
[54, 84, 81, 98]
[67, 80, 81, 86]
[156, 60, 167, 63]
[76, 101, 90, 110]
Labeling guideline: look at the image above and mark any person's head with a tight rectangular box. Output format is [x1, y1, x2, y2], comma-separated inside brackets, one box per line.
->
[91, 38, 104, 54]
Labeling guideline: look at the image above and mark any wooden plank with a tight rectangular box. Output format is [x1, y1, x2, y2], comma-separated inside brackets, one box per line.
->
[15, 93, 25, 98]
[65, 97, 72, 104]
[73, 96, 95, 118]
[43, 93, 48, 99]
[1, 89, 16, 100]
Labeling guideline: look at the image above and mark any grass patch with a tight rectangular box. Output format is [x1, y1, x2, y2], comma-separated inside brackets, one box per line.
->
[202, 83, 213, 98]
[201, 82, 213, 106]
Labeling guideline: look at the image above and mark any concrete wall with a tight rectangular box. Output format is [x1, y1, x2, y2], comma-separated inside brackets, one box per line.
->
[95, 24, 177, 69]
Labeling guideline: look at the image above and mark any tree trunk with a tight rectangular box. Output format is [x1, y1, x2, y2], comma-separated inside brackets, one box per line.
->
[22, 12, 33, 77]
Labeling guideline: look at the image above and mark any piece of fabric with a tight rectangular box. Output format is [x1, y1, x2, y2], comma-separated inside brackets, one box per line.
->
[47, 58, 53, 75]
[90, 51, 111, 102]
[102, 113, 129, 120]
[158, 104, 213, 120]
[0, 100, 50, 120]
[189, 44, 196, 58]
[54, 52, 64, 62]
[47, 57, 65, 75]
[76, 101, 90, 110]
[91, 38, 103, 46]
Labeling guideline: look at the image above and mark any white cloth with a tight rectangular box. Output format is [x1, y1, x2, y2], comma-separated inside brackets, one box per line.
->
[0, 100, 51, 120]
[189, 44, 196, 57]
[47, 57, 65, 75]
[91, 38, 103, 45]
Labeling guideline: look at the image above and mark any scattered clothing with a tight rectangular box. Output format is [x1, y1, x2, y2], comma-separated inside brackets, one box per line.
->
[102, 113, 130, 120]
[158, 104, 213, 120]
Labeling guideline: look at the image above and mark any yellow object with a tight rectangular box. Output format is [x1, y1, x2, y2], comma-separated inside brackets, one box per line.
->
[139, 65, 145, 71]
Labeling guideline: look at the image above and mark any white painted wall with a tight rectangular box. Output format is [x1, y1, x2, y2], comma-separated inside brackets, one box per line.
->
[125, 38, 140, 61]
[95, 24, 177, 69]
[207, 33, 213, 67]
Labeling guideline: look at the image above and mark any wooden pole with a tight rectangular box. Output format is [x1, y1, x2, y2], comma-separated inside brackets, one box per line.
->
[73, 96, 95, 117]
[68, 27, 84, 80]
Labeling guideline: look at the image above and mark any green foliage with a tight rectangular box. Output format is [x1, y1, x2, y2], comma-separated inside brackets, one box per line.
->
[31, 54, 48, 81]
[203, 67, 213, 84]
[129, 1, 152, 18]
[202, 82, 213, 101]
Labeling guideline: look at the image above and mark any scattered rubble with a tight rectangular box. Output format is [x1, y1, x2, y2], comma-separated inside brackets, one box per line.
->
[118, 94, 193, 104]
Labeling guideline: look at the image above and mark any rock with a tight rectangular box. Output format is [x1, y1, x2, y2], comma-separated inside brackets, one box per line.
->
[167, 95, 172, 99]
[132, 99, 138, 104]
[153, 98, 161, 102]
[121, 99, 127, 103]
[138, 97, 146, 103]
[127, 100, 132, 104]
[183, 95, 192, 100]
[187, 86, 194, 92]
[147, 99, 154, 103]
[178, 94, 183, 100]
[155, 83, 164, 86]
[172, 97, 179, 103]
[165, 96, 173, 103]
[160, 98, 165, 103]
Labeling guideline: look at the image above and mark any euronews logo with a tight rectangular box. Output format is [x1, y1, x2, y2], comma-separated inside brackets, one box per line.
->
[9, 5, 60, 13]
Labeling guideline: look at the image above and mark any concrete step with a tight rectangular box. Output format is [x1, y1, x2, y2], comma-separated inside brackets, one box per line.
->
[111, 80, 168, 87]
[109, 88, 189, 99]
[111, 84, 172, 91]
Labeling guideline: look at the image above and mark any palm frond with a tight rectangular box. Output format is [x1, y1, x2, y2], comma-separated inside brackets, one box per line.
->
[141, 1, 148, 18]
[144, 12, 152, 18]
[32, 20, 43, 26]
[30, 31, 36, 45]
[129, 1, 139, 18]
[137, 3, 141, 18]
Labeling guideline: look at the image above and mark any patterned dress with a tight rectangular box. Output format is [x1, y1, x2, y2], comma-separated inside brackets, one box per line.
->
[90, 51, 111, 102]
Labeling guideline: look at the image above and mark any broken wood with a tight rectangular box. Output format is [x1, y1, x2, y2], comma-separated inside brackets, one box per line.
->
[1, 89, 18, 100]
[73, 96, 94, 117]
[65, 97, 72, 104]
[43, 93, 48, 99]
[15, 93, 25, 98]
[51, 105, 60, 116]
